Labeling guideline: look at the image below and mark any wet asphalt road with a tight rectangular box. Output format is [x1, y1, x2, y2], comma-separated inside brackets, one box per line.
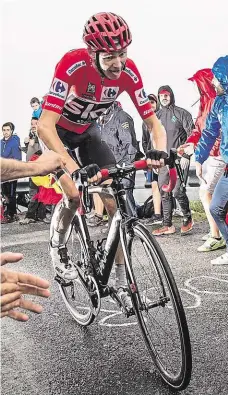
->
[1, 217, 228, 395]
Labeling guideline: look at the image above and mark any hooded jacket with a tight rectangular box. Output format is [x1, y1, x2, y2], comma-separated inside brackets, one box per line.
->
[156, 85, 194, 153]
[1, 134, 22, 160]
[195, 56, 228, 165]
[97, 101, 137, 165]
[187, 69, 220, 156]
[142, 94, 160, 153]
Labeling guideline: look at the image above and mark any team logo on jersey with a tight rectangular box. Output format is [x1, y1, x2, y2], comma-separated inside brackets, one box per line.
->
[100, 86, 119, 101]
[135, 88, 149, 106]
[66, 60, 86, 76]
[123, 67, 139, 83]
[87, 82, 96, 94]
[49, 78, 68, 100]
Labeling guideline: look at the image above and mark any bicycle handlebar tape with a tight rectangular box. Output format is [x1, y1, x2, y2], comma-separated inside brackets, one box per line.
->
[133, 160, 148, 170]
[162, 168, 177, 192]
[101, 168, 110, 179]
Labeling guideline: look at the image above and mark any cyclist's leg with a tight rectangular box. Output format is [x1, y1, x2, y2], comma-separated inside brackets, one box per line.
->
[39, 127, 82, 280]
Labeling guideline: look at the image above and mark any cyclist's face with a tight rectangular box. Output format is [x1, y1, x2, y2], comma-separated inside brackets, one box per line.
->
[99, 49, 127, 80]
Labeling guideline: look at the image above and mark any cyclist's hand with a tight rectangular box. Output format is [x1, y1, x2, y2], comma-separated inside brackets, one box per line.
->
[75, 164, 102, 184]
[178, 143, 194, 156]
[146, 149, 168, 169]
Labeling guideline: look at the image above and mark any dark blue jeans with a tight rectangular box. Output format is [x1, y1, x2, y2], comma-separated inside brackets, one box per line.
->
[210, 173, 228, 252]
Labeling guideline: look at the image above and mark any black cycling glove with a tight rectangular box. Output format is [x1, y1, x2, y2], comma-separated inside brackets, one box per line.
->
[146, 149, 168, 161]
[72, 164, 100, 182]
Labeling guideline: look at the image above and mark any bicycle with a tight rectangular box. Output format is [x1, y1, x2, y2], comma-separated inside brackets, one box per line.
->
[55, 149, 192, 391]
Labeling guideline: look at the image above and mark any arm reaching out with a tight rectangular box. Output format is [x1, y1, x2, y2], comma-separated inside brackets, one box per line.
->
[0, 151, 66, 182]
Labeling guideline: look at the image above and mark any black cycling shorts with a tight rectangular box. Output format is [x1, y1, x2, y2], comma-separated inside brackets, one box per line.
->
[40, 122, 116, 170]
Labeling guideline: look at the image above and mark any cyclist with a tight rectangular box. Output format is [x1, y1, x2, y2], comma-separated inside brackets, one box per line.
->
[37, 12, 167, 304]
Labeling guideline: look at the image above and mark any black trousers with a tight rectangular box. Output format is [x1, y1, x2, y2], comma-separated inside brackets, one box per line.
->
[25, 179, 46, 220]
[158, 167, 191, 227]
[1, 180, 18, 217]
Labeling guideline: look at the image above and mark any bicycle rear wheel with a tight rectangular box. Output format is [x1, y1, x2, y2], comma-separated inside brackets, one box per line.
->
[58, 219, 96, 326]
[125, 222, 192, 390]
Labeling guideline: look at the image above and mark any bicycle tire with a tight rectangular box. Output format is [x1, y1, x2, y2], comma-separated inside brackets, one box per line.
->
[124, 222, 192, 390]
[58, 220, 96, 326]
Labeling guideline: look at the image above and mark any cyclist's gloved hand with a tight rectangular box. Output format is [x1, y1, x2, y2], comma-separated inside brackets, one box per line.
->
[73, 164, 102, 184]
[146, 149, 168, 169]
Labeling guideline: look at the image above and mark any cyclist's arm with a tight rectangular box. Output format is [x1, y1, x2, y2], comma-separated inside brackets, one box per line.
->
[37, 51, 82, 174]
[144, 114, 167, 152]
[37, 110, 79, 174]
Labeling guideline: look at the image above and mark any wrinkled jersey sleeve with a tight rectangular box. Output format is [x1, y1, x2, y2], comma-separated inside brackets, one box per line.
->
[124, 59, 154, 120]
[195, 98, 221, 164]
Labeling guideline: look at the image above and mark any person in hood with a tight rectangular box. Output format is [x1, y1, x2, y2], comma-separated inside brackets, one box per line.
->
[1, 122, 21, 223]
[142, 94, 162, 224]
[152, 86, 194, 236]
[88, 101, 138, 227]
[193, 56, 228, 265]
[179, 69, 225, 253]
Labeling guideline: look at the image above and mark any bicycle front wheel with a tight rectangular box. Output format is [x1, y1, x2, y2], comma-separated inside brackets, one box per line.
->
[58, 220, 96, 326]
[125, 222, 192, 390]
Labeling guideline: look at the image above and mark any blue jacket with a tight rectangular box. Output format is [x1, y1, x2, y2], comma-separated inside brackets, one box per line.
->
[32, 107, 42, 119]
[1, 134, 22, 160]
[195, 55, 228, 165]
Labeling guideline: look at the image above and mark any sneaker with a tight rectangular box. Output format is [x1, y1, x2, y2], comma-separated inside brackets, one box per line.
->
[201, 232, 211, 241]
[152, 225, 176, 236]
[117, 287, 133, 312]
[19, 217, 36, 225]
[1, 214, 18, 224]
[42, 217, 51, 224]
[145, 214, 163, 225]
[197, 237, 226, 252]
[211, 252, 228, 265]
[181, 217, 194, 235]
[50, 245, 78, 281]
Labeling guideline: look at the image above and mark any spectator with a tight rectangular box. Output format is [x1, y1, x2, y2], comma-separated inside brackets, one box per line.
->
[142, 94, 162, 224]
[30, 97, 42, 119]
[88, 101, 138, 227]
[153, 86, 195, 236]
[1, 122, 21, 223]
[19, 118, 48, 224]
[194, 56, 228, 265]
[179, 68, 225, 252]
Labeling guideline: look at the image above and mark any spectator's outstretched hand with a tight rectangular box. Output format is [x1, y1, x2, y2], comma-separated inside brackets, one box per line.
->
[177, 143, 194, 156]
[0, 252, 50, 321]
[35, 151, 66, 176]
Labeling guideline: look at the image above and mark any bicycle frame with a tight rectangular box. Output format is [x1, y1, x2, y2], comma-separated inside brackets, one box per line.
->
[75, 178, 136, 295]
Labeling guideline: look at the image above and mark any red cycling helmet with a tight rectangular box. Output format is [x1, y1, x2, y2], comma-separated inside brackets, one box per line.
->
[83, 12, 132, 52]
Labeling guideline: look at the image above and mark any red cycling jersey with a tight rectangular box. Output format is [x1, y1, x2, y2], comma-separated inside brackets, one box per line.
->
[43, 48, 154, 134]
